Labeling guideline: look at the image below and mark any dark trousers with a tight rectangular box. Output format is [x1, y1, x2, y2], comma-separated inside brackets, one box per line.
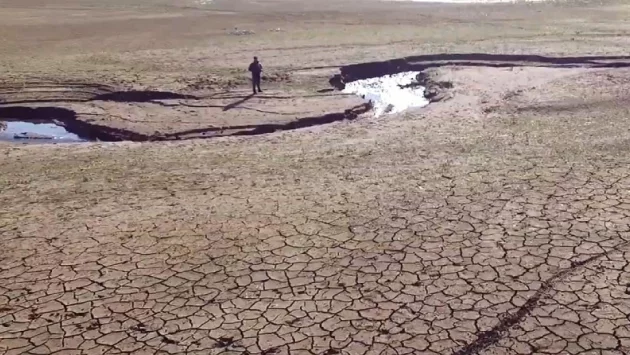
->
[252, 74, 262, 93]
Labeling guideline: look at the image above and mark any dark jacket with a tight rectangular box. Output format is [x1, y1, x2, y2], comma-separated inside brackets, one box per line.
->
[248, 61, 262, 75]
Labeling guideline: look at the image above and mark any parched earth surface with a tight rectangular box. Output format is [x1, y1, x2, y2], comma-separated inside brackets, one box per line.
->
[3, 0, 630, 354]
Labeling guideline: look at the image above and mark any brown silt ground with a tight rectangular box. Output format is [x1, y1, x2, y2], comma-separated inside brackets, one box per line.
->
[2, 0, 630, 354]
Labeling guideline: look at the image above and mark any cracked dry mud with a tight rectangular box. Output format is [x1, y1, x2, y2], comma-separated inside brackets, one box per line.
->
[3, 0, 630, 354]
[5, 142, 630, 355]
[5, 67, 630, 354]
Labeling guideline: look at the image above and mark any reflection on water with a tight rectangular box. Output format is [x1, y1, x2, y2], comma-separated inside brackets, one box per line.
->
[342, 71, 428, 117]
[0, 121, 85, 143]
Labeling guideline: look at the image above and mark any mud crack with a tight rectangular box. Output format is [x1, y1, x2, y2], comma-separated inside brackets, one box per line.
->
[453, 240, 630, 355]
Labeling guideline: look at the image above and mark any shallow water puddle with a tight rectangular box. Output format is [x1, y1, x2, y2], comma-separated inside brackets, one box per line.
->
[342, 71, 429, 117]
[0, 121, 86, 143]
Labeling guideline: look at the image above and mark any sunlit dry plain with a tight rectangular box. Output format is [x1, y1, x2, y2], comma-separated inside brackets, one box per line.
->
[2, 0, 630, 354]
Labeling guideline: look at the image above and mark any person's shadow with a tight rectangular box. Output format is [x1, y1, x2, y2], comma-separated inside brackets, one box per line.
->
[223, 94, 255, 111]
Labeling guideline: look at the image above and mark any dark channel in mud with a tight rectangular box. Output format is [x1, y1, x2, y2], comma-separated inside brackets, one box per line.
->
[334, 53, 630, 84]
[0, 103, 372, 143]
[3, 53, 630, 143]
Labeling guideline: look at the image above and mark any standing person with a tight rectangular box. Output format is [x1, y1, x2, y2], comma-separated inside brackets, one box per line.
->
[248, 56, 263, 94]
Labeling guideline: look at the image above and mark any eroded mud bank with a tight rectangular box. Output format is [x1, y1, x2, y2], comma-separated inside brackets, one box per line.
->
[3, 53, 630, 143]
[328, 52, 630, 110]
[0, 103, 372, 143]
